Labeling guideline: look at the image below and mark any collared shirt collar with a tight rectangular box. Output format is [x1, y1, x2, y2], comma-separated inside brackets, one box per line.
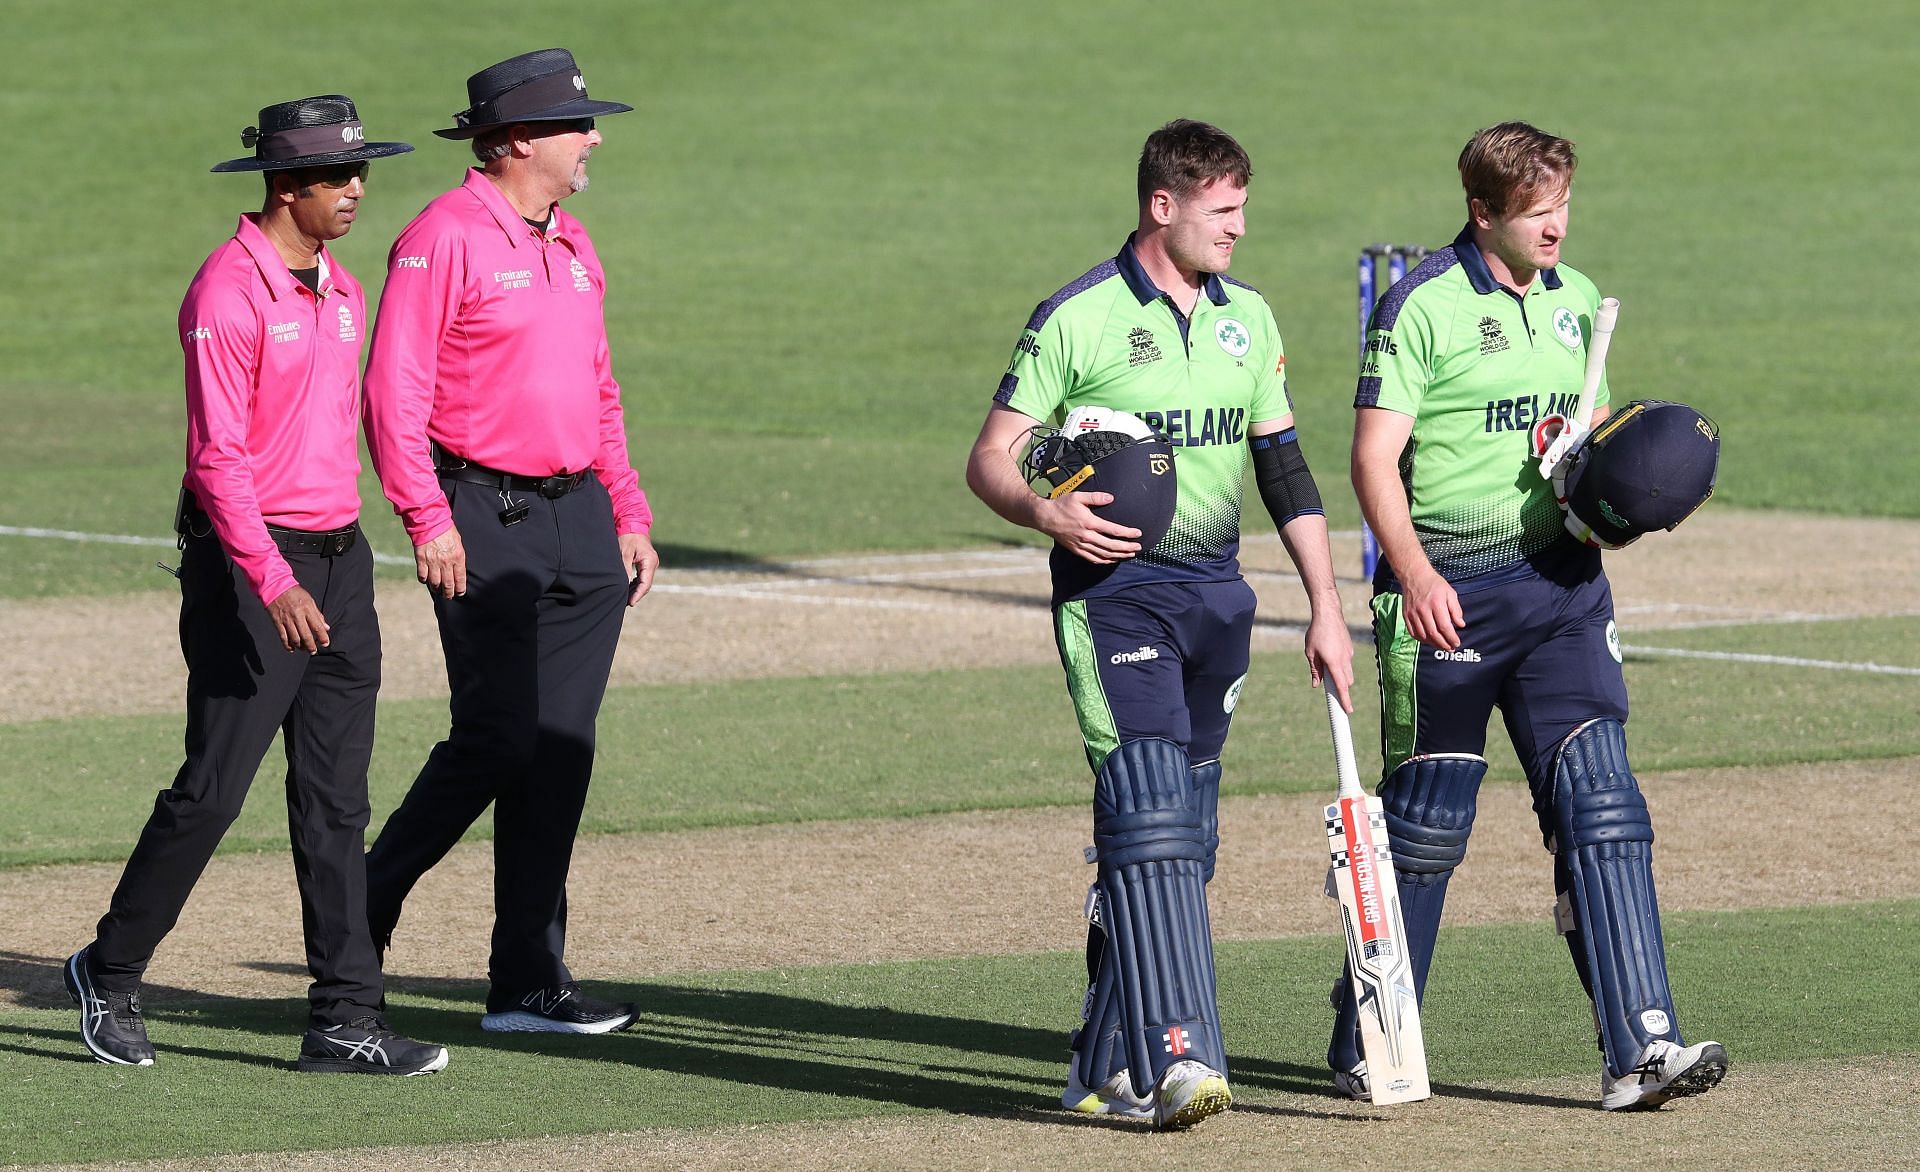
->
[463, 167, 566, 247]
[233, 212, 333, 301]
[1452, 223, 1562, 295]
[1117, 233, 1232, 308]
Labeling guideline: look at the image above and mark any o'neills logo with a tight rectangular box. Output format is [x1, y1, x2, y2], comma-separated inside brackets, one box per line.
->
[1432, 647, 1482, 662]
[1109, 645, 1159, 665]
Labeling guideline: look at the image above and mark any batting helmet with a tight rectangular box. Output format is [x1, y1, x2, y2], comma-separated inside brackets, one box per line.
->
[1561, 400, 1720, 549]
[1025, 407, 1178, 552]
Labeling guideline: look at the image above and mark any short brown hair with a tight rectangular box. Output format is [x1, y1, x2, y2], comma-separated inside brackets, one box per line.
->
[1458, 121, 1576, 217]
[1138, 119, 1252, 206]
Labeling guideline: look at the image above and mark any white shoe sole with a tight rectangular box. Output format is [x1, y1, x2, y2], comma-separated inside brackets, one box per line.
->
[66, 952, 154, 1067]
[297, 1046, 449, 1076]
[1155, 1067, 1232, 1131]
[480, 1009, 634, 1034]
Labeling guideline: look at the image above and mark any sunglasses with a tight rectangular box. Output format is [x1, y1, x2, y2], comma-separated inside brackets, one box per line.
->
[299, 162, 370, 189]
[529, 118, 595, 138]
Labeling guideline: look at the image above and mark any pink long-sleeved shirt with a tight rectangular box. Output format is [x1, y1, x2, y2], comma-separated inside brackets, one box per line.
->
[363, 169, 651, 545]
[180, 214, 366, 606]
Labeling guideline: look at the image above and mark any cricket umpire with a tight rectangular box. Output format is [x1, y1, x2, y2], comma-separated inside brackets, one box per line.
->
[1330, 121, 1727, 1109]
[65, 96, 448, 1074]
[362, 49, 657, 1034]
[966, 120, 1353, 1129]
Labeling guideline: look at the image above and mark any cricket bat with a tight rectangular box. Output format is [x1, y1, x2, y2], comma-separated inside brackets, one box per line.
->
[1324, 687, 1431, 1105]
[1539, 296, 1620, 478]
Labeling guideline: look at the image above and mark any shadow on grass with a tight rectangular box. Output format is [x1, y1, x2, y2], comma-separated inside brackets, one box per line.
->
[4, 951, 1586, 1114]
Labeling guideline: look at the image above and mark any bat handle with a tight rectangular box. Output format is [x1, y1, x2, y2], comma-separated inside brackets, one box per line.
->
[1326, 686, 1364, 799]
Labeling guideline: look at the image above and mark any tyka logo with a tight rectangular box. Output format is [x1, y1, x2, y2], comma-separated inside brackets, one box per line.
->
[394, 256, 429, 269]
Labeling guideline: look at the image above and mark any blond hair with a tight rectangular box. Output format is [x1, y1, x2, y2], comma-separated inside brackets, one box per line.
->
[1458, 122, 1576, 216]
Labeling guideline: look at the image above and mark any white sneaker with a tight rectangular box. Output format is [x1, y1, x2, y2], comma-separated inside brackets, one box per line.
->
[1602, 1039, 1728, 1111]
[1154, 1060, 1232, 1131]
[1333, 1060, 1369, 1102]
[1061, 1066, 1151, 1119]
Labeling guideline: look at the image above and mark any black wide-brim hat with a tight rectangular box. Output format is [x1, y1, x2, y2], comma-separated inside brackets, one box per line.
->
[435, 47, 634, 139]
[210, 94, 414, 173]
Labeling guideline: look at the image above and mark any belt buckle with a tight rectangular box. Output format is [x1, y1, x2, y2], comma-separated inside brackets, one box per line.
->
[538, 474, 572, 500]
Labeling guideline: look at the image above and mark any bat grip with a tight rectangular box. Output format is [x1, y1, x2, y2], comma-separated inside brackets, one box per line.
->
[1326, 687, 1364, 799]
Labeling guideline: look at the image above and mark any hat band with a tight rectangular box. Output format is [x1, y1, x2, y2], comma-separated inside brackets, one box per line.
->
[260, 121, 369, 161]
[460, 70, 589, 129]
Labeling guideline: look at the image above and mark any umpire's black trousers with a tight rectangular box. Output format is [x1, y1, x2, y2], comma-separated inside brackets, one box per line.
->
[365, 476, 626, 1003]
[92, 529, 384, 1026]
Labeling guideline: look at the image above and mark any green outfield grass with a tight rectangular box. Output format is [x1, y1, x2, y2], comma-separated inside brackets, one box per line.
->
[5, 617, 1914, 869]
[3, 0, 1915, 597]
[0, 901, 1912, 1164]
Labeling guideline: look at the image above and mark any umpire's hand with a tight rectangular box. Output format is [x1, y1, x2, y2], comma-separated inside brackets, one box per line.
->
[266, 586, 330, 654]
[620, 531, 659, 605]
[416, 526, 468, 599]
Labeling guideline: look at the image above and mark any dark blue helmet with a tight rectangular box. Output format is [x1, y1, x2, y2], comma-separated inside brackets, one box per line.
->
[1025, 407, 1179, 552]
[1563, 400, 1720, 549]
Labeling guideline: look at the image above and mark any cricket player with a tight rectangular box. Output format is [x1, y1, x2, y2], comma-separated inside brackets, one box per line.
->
[1330, 121, 1728, 1109]
[966, 119, 1353, 1130]
[65, 96, 448, 1074]
[362, 48, 655, 1035]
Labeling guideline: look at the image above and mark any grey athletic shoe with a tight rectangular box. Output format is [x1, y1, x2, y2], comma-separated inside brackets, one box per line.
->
[480, 981, 637, 1034]
[296, 1017, 448, 1075]
[1061, 1064, 1152, 1119]
[64, 947, 154, 1066]
[1333, 1060, 1370, 1102]
[1602, 1039, 1728, 1110]
[1154, 1060, 1232, 1131]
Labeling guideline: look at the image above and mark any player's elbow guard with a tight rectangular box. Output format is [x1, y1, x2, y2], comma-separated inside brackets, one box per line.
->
[1251, 428, 1324, 528]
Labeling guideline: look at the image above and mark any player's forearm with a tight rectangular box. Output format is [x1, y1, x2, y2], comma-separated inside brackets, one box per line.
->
[1352, 452, 1435, 586]
[1277, 512, 1343, 616]
[965, 444, 1046, 532]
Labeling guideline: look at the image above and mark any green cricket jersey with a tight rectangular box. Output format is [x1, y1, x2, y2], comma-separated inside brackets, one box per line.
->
[996, 235, 1292, 600]
[1356, 226, 1611, 583]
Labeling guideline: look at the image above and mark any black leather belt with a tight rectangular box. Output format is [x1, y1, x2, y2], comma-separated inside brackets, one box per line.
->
[176, 496, 359, 557]
[432, 445, 587, 500]
[266, 524, 359, 557]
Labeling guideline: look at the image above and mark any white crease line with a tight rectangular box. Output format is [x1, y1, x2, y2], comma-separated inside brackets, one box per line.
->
[650, 583, 967, 613]
[691, 563, 1047, 590]
[1619, 644, 1920, 676]
[0, 524, 415, 566]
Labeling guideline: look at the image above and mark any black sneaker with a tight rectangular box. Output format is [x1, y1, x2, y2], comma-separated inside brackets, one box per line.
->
[64, 946, 155, 1066]
[296, 1017, 449, 1075]
[480, 981, 637, 1034]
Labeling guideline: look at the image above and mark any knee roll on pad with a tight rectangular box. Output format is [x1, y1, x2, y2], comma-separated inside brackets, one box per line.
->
[1379, 753, 1486, 876]
[1093, 738, 1224, 1087]
[1552, 719, 1681, 1075]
